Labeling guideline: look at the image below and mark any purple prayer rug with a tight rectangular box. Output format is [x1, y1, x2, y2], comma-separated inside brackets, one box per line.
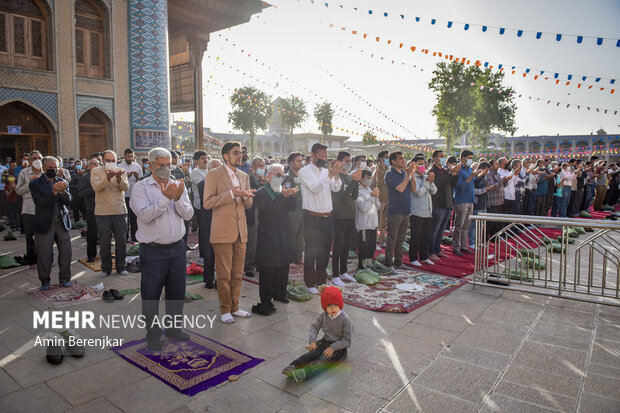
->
[111, 330, 264, 396]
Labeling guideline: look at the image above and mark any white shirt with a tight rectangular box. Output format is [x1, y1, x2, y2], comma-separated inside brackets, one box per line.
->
[355, 186, 380, 230]
[298, 163, 342, 213]
[561, 169, 575, 187]
[129, 176, 194, 244]
[190, 167, 207, 209]
[117, 161, 143, 197]
[498, 168, 516, 201]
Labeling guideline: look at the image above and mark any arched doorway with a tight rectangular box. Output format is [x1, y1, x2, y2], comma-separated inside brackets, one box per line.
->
[0, 101, 53, 159]
[78, 108, 110, 159]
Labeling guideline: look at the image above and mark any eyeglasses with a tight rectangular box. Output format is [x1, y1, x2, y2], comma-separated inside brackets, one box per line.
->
[273, 173, 283, 178]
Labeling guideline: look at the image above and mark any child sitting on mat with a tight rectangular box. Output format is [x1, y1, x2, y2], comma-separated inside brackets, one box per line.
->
[282, 285, 353, 382]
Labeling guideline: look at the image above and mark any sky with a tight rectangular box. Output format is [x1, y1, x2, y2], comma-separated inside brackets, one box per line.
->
[174, 0, 620, 142]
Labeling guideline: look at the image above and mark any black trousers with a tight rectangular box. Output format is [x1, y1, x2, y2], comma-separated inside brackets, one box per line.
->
[85, 210, 98, 260]
[22, 214, 37, 265]
[357, 229, 377, 266]
[125, 197, 138, 242]
[409, 215, 431, 262]
[303, 213, 333, 288]
[289, 338, 347, 379]
[535, 194, 548, 216]
[258, 265, 288, 303]
[140, 241, 186, 339]
[487, 205, 503, 237]
[198, 211, 215, 286]
[332, 217, 355, 276]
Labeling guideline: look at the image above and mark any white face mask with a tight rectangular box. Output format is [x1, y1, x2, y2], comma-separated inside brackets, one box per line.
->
[32, 160, 42, 170]
[105, 162, 116, 171]
[360, 161, 367, 170]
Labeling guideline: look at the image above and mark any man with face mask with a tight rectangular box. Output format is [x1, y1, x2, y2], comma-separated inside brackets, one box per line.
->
[118, 148, 143, 242]
[355, 169, 380, 269]
[130, 147, 194, 350]
[170, 151, 185, 180]
[485, 159, 511, 236]
[78, 159, 100, 262]
[452, 150, 482, 256]
[251, 164, 299, 315]
[239, 146, 251, 174]
[244, 157, 266, 278]
[283, 152, 305, 264]
[16, 150, 43, 267]
[371, 150, 389, 246]
[409, 153, 437, 266]
[91, 150, 130, 277]
[428, 149, 459, 261]
[298, 143, 343, 294]
[204, 142, 255, 323]
[29, 156, 73, 290]
[330, 151, 361, 285]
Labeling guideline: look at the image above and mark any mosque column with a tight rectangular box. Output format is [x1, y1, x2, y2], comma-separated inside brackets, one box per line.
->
[127, 0, 171, 151]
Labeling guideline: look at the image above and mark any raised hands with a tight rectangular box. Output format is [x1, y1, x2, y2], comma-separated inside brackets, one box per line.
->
[405, 162, 417, 175]
[451, 163, 462, 175]
[426, 171, 436, 182]
[105, 168, 116, 181]
[52, 180, 67, 195]
[371, 187, 380, 198]
[328, 161, 343, 178]
[115, 169, 126, 181]
[282, 186, 299, 198]
[232, 186, 256, 198]
[351, 168, 362, 181]
[161, 180, 185, 201]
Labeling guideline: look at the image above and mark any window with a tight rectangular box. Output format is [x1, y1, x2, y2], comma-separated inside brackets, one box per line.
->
[75, 0, 104, 78]
[0, 0, 47, 70]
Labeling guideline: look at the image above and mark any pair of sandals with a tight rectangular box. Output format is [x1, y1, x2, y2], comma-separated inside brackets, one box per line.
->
[46, 330, 85, 364]
[103, 289, 123, 302]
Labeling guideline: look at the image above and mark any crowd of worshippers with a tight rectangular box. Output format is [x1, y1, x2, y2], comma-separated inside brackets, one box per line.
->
[1, 145, 619, 325]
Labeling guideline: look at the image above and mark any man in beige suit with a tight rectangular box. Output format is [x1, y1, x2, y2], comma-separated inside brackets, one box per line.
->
[204, 142, 256, 323]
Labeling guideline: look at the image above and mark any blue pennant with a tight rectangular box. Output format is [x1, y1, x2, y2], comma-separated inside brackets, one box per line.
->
[536, 32, 542, 39]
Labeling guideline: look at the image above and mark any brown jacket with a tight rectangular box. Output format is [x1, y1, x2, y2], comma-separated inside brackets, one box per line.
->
[203, 164, 253, 243]
[371, 161, 389, 204]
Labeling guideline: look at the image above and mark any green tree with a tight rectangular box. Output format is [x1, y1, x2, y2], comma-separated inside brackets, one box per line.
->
[314, 102, 334, 144]
[428, 61, 517, 152]
[362, 130, 377, 145]
[280, 96, 308, 146]
[228, 86, 273, 153]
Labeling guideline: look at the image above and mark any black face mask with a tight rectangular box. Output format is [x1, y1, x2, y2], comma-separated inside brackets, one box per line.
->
[242, 155, 248, 163]
[45, 168, 57, 179]
[315, 159, 328, 168]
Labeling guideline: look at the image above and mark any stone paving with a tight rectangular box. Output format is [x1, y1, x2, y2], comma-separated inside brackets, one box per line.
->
[0, 229, 619, 413]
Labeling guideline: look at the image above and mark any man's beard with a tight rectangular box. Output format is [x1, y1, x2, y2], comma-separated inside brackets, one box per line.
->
[270, 182, 282, 193]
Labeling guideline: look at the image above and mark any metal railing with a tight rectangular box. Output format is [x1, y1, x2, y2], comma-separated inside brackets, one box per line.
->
[471, 213, 620, 306]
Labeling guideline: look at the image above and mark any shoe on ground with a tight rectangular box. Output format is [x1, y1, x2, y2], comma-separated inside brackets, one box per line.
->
[221, 313, 235, 324]
[453, 250, 464, 257]
[118, 270, 129, 276]
[274, 296, 289, 304]
[39, 284, 50, 291]
[290, 368, 308, 383]
[437, 252, 448, 258]
[375, 245, 382, 251]
[61, 281, 73, 288]
[204, 282, 215, 289]
[86, 258, 95, 263]
[307, 287, 319, 295]
[331, 276, 346, 287]
[411, 260, 422, 267]
[387, 267, 398, 275]
[232, 309, 252, 318]
[99, 271, 110, 278]
[487, 254, 495, 260]
[251, 303, 273, 316]
[423, 259, 435, 265]
[429, 254, 440, 261]
[468, 244, 476, 250]
[165, 329, 190, 341]
[109, 289, 123, 300]
[340, 273, 356, 282]
[61, 330, 85, 357]
[46, 345, 63, 364]
[102, 290, 115, 302]
[146, 336, 162, 351]
[244, 271, 255, 278]
[462, 248, 474, 254]
[282, 365, 296, 377]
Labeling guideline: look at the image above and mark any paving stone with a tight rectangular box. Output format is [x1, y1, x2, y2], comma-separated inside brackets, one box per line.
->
[479, 305, 540, 327]
[398, 323, 460, 345]
[501, 365, 581, 397]
[105, 376, 192, 413]
[442, 343, 511, 371]
[268, 313, 322, 340]
[373, 331, 448, 362]
[577, 392, 620, 413]
[383, 383, 478, 413]
[248, 352, 321, 397]
[308, 375, 389, 413]
[480, 394, 557, 412]
[0, 383, 71, 413]
[528, 331, 591, 352]
[587, 362, 620, 380]
[512, 340, 587, 378]
[595, 321, 620, 343]
[187, 375, 295, 412]
[539, 306, 597, 328]
[355, 345, 430, 377]
[0, 368, 21, 398]
[66, 398, 123, 413]
[500, 290, 549, 305]
[413, 357, 501, 404]
[46, 356, 149, 406]
[426, 299, 489, 321]
[492, 380, 577, 412]
[411, 310, 473, 333]
[583, 372, 620, 400]
[453, 325, 526, 355]
[547, 297, 598, 313]
[590, 339, 620, 369]
[2, 350, 80, 388]
[228, 328, 307, 360]
[532, 318, 593, 343]
[486, 297, 546, 314]
[472, 316, 530, 334]
[278, 393, 353, 413]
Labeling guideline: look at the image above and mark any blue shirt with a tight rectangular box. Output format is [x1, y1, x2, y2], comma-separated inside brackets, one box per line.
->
[384, 167, 411, 215]
[534, 171, 549, 196]
[238, 162, 251, 175]
[454, 165, 475, 204]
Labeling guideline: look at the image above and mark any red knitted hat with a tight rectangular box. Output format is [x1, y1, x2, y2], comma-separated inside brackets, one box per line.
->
[320, 286, 344, 311]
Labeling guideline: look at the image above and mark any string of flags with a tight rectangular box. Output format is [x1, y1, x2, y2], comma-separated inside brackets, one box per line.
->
[310, 1, 620, 47]
[321, 22, 617, 92]
[480, 142, 620, 159]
